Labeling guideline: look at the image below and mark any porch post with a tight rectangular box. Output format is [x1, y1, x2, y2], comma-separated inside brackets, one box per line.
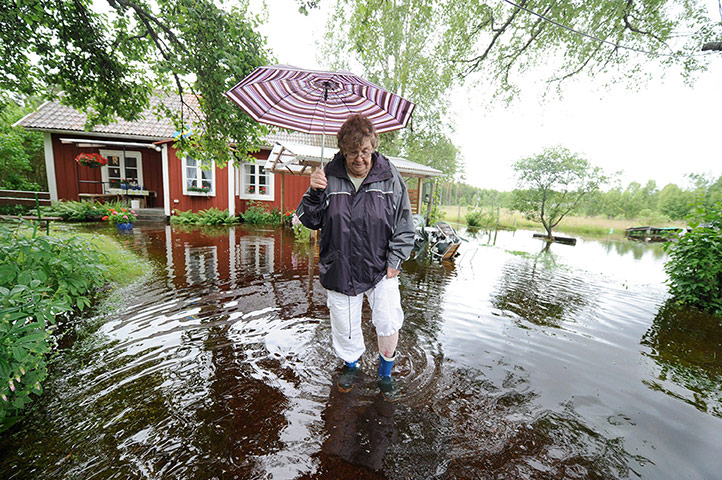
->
[280, 173, 286, 214]
[228, 163, 235, 216]
[416, 177, 423, 214]
[161, 144, 171, 217]
[43, 133, 58, 201]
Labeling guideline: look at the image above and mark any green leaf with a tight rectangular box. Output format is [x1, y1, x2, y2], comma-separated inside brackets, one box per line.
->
[11, 345, 26, 362]
[0, 265, 16, 285]
[16, 270, 33, 287]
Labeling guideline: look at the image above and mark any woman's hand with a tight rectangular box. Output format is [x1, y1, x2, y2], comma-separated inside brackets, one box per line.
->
[310, 168, 327, 190]
[386, 267, 400, 278]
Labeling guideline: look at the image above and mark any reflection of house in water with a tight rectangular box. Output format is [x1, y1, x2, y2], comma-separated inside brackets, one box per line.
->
[236, 234, 275, 276]
[157, 226, 285, 288]
[184, 245, 219, 286]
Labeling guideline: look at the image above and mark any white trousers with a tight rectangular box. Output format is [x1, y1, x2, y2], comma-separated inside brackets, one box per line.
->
[326, 276, 404, 364]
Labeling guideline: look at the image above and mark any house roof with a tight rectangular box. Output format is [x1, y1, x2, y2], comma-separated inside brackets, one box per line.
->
[14, 95, 338, 148]
[14, 93, 202, 140]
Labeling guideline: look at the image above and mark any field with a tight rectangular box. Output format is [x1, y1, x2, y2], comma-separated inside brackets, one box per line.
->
[438, 206, 688, 239]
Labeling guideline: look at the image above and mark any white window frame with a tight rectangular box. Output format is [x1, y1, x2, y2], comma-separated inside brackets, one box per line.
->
[100, 149, 144, 193]
[184, 245, 219, 286]
[238, 236, 275, 275]
[182, 156, 216, 197]
[239, 160, 274, 201]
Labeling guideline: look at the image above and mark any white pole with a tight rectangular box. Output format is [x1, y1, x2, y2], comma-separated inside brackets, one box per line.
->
[320, 85, 329, 168]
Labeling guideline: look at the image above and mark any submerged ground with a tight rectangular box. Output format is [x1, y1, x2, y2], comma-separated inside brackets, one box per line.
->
[1, 224, 720, 479]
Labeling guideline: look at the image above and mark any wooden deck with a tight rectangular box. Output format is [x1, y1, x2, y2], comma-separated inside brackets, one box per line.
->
[532, 233, 577, 245]
[625, 226, 686, 242]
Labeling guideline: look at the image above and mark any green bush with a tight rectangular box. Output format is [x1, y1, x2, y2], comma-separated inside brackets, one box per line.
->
[0, 204, 34, 216]
[41, 200, 129, 222]
[240, 202, 282, 226]
[466, 209, 494, 227]
[197, 208, 239, 225]
[170, 209, 200, 224]
[170, 208, 238, 225]
[0, 223, 109, 430]
[637, 208, 671, 225]
[664, 201, 722, 316]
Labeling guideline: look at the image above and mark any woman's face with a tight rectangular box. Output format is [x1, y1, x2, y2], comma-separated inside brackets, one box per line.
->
[344, 137, 374, 178]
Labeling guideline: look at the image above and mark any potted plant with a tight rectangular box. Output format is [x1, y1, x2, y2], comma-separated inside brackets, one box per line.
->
[102, 207, 138, 232]
[75, 152, 109, 168]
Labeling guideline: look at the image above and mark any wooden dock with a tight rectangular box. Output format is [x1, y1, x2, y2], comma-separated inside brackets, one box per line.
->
[624, 226, 685, 242]
[532, 233, 577, 245]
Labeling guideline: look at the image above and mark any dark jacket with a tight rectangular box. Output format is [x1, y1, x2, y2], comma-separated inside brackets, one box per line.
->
[296, 151, 414, 296]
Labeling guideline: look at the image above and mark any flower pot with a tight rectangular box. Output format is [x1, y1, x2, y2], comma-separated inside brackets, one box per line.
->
[116, 222, 133, 232]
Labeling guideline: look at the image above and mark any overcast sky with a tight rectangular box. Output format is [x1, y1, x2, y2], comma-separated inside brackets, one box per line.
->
[249, 0, 722, 192]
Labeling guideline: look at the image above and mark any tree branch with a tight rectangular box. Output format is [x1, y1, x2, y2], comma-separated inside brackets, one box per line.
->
[701, 41, 722, 51]
[458, 1, 527, 77]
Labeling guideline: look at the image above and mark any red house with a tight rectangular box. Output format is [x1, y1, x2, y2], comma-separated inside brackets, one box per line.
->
[15, 94, 442, 218]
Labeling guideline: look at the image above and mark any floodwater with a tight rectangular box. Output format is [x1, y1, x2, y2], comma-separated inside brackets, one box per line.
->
[1, 224, 721, 479]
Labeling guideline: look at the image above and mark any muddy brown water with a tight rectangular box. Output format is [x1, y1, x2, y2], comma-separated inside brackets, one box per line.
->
[1, 225, 721, 479]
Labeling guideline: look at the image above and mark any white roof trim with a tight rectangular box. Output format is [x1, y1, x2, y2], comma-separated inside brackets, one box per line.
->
[59, 137, 162, 152]
[264, 142, 443, 178]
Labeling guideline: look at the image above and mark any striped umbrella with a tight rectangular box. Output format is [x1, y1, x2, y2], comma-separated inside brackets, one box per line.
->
[225, 65, 415, 165]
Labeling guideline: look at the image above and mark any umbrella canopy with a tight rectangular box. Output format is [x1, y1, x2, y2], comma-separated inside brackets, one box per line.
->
[225, 65, 415, 136]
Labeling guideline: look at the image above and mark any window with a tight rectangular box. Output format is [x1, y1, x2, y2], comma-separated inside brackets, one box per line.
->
[184, 246, 218, 285]
[100, 150, 143, 191]
[183, 157, 215, 196]
[237, 236, 275, 275]
[239, 161, 273, 200]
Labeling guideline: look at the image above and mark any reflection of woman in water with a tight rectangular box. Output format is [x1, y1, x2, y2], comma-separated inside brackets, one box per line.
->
[318, 384, 398, 472]
[296, 114, 415, 399]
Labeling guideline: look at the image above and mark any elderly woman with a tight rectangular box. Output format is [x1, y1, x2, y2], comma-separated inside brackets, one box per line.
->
[296, 114, 414, 399]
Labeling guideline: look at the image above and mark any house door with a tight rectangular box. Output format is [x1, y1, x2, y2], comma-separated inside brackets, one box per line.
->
[100, 149, 144, 190]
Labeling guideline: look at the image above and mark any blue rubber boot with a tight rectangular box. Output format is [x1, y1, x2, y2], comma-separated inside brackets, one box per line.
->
[378, 353, 399, 401]
[337, 359, 359, 393]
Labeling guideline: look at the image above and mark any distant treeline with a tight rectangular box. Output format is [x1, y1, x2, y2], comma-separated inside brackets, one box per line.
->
[435, 173, 722, 221]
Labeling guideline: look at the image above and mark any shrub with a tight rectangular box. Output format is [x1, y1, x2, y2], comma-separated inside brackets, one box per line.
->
[240, 202, 282, 226]
[466, 209, 494, 227]
[104, 207, 137, 225]
[42, 200, 104, 221]
[637, 208, 670, 225]
[0, 223, 109, 430]
[170, 208, 238, 225]
[197, 208, 238, 225]
[42, 200, 130, 222]
[664, 201, 722, 316]
[170, 209, 200, 224]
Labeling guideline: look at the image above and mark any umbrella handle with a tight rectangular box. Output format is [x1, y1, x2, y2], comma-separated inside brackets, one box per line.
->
[320, 84, 329, 168]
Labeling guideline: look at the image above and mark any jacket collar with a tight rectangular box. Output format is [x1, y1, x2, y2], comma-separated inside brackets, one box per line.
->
[325, 151, 393, 183]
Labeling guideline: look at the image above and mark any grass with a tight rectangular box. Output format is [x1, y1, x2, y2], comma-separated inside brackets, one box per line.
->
[58, 230, 154, 287]
[439, 205, 688, 240]
[83, 234, 153, 287]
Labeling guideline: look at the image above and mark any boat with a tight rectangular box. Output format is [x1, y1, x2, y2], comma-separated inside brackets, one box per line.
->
[411, 215, 462, 261]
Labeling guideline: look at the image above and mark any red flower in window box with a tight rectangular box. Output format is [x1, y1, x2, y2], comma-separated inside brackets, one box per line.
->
[75, 152, 109, 168]
[259, 186, 266, 195]
[247, 186, 255, 194]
